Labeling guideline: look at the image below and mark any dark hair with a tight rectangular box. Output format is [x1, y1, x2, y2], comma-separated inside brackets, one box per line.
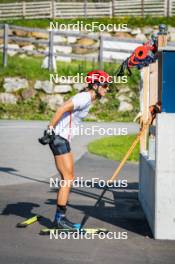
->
[80, 83, 93, 93]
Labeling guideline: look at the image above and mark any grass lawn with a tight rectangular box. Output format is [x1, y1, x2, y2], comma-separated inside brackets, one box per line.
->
[88, 134, 139, 162]
[1, 16, 175, 28]
[0, 53, 99, 81]
[0, 53, 128, 81]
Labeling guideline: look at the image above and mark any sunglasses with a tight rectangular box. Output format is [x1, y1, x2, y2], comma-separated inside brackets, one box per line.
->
[97, 82, 109, 88]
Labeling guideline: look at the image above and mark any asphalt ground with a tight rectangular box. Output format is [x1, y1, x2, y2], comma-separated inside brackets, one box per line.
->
[0, 120, 139, 186]
[1, 153, 175, 264]
[0, 121, 175, 264]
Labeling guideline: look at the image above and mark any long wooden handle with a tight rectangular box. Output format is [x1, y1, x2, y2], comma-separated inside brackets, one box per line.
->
[108, 119, 151, 183]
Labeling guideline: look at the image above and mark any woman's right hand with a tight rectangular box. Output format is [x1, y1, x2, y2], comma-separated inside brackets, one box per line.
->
[47, 125, 55, 135]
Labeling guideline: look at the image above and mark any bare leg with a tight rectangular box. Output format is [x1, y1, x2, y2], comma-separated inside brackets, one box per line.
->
[54, 152, 74, 206]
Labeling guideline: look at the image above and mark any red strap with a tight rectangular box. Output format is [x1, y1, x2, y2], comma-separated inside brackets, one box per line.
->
[68, 111, 72, 141]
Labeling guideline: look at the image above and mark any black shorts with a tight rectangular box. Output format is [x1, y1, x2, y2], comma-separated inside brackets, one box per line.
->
[49, 135, 71, 156]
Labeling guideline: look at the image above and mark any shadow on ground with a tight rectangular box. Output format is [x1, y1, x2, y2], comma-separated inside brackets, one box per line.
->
[1, 151, 152, 237]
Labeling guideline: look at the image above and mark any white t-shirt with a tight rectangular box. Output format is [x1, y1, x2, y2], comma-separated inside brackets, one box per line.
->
[54, 92, 92, 142]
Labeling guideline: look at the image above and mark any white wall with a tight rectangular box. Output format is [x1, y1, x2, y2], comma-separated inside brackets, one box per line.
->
[139, 113, 175, 240]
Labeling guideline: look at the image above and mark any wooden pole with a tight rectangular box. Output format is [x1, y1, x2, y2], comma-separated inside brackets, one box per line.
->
[112, 0, 115, 17]
[139, 25, 167, 153]
[48, 30, 54, 71]
[140, 66, 150, 152]
[3, 24, 8, 67]
[157, 24, 168, 48]
[51, 0, 56, 19]
[167, 0, 170, 17]
[109, 117, 152, 182]
[149, 62, 158, 105]
[22, 1, 26, 19]
[98, 35, 103, 70]
[109, 1, 112, 18]
[84, 0, 87, 18]
[141, 0, 144, 17]
[157, 24, 168, 103]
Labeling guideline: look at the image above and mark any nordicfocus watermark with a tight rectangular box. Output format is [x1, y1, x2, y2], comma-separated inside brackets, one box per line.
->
[50, 230, 128, 240]
[53, 125, 127, 137]
[50, 177, 128, 189]
[50, 73, 128, 85]
[50, 21, 127, 32]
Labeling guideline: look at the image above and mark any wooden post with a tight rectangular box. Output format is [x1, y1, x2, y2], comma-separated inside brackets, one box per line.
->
[84, 0, 87, 18]
[166, 0, 172, 17]
[109, 1, 112, 19]
[51, 0, 56, 19]
[164, 0, 172, 17]
[141, 0, 144, 17]
[170, 0, 172, 17]
[149, 62, 158, 105]
[140, 66, 150, 153]
[157, 24, 168, 100]
[158, 25, 168, 48]
[166, 0, 169, 17]
[148, 60, 159, 136]
[112, 0, 115, 17]
[140, 24, 168, 154]
[98, 35, 103, 70]
[3, 24, 8, 67]
[48, 30, 54, 71]
[22, 1, 26, 18]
